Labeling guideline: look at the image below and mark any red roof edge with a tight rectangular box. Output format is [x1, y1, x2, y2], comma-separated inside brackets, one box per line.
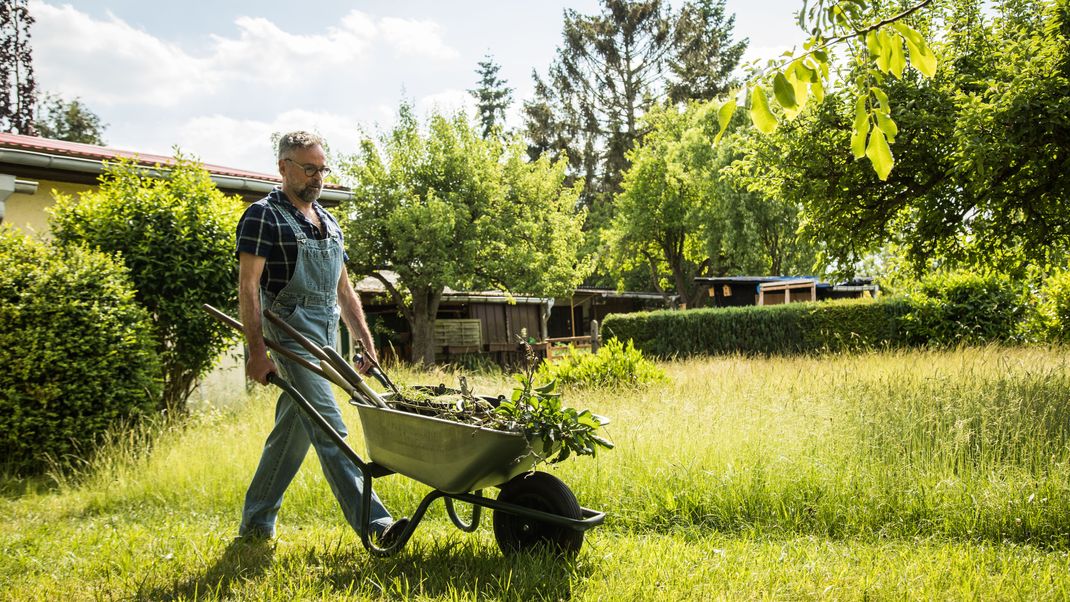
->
[0, 132, 348, 190]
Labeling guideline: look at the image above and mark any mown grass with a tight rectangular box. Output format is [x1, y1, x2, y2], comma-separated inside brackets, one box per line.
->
[2, 346, 1069, 600]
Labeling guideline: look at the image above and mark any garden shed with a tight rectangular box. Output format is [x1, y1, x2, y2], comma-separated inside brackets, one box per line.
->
[548, 288, 674, 339]
[696, 276, 879, 308]
[352, 272, 553, 365]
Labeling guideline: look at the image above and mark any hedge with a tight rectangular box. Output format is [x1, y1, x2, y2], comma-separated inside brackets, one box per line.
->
[602, 270, 1027, 359]
[601, 297, 911, 359]
[0, 228, 160, 475]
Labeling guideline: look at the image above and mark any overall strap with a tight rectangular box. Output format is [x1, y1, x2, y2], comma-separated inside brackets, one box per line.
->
[275, 200, 309, 243]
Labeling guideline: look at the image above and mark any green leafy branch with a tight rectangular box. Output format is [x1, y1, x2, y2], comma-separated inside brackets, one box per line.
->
[494, 374, 613, 464]
[716, 0, 938, 180]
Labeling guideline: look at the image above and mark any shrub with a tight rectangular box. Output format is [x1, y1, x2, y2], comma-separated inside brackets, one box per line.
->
[536, 338, 667, 388]
[0, 228, 160, 475]
[602, 297, 910, 359]
[901, 271, 1025, 346]
[1024, 269, 1070, 343]
[49, 154, 244, 413]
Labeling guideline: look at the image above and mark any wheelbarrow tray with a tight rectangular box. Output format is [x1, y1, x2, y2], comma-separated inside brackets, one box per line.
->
[355, 402, 548, 494]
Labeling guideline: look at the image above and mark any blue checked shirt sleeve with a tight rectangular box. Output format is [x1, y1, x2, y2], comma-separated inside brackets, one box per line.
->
[235, 203, 276, 258]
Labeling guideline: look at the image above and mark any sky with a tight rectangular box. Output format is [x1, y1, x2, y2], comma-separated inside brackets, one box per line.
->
[28, 0, 805, 175]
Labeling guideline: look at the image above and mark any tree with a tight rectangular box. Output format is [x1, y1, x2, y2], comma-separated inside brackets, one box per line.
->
[49, 154, 244, 414]
[0, 0, 36, 135]
[524, 0, 747, 209]
[468, 54, 513, 139]
[341, 103, 588, 364]
[730, 0, 1070, 277]
[34, 93, 107, 144]
[607, 101, 818, 307]
[666, 0, 748, 103]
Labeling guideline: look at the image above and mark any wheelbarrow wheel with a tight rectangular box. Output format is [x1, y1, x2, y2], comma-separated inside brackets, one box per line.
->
[492, 471, 584, 555]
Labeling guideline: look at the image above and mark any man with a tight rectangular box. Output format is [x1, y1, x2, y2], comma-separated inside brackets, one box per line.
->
[235, 130, 406, 543]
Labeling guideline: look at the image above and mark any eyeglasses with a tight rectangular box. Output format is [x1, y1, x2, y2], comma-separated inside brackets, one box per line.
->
[285, 158, 332, 177]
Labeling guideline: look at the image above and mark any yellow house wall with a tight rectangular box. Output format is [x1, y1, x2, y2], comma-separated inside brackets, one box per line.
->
[4, 179, 93, 239]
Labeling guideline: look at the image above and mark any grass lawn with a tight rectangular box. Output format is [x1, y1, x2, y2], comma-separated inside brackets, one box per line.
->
[2, 346, 1069, 600]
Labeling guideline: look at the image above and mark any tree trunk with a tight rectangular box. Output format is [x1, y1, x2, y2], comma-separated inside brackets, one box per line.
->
[407, 286, 444, 365]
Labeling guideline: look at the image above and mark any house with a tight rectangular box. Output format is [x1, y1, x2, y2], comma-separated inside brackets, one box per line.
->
[696, 276, 879, 308]
[0, 133, 355, 400]
[0, 132, 352, 235]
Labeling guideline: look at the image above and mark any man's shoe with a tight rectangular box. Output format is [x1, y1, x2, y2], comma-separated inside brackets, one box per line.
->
[235, 527, 274, 543]
[378, 517, 410, 548]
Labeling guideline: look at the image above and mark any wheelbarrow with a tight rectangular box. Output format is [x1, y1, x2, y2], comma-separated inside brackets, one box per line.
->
[202, 304, 605, 557]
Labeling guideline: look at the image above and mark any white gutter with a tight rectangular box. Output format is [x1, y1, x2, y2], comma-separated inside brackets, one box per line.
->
[0, 148, 353, 204]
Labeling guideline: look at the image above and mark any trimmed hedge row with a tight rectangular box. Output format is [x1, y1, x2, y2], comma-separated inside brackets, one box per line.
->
[602, 271, 1028, 359]
[602, 297, 912, 358]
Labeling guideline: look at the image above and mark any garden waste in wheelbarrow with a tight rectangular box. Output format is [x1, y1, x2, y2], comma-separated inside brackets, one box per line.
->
[202, 304, 606, 557]
[355, 398, 551, 494]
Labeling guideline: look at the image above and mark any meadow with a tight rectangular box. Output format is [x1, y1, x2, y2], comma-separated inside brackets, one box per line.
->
[2, 346, 1069, 600]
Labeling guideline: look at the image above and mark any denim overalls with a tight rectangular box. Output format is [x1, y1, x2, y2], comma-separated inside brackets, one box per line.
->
[240, 203, 392, 538]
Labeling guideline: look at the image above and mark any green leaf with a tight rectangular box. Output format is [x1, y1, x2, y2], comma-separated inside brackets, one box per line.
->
[714, 98, 736, 143]
[534, 380, 557, 394]
[866, 30, 881, 61]
[772, 72, 798, 110]
[870, 86, 889, 112]
[748, 85, 778, 134]
[876, 28, 893, 72]
[891, 23, 937, 77]
[786, 62, 811, 112]
[851, 96, 869, 159]
[865, 128, 894, 180]
[875, 112, 898, 143]
[889, 37, 907, 78]
[811, 76, 825, 103]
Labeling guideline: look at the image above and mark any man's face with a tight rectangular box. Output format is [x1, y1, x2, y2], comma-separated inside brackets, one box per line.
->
[279, 144, 328, 204]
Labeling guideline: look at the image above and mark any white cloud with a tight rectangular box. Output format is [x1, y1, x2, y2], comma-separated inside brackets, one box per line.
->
[29, 3, 459, 109]
[208, 13, 377, 84]
[30, 1, 214, 107]
[177, 110, 363, 175]
[379, 17, 459, 60]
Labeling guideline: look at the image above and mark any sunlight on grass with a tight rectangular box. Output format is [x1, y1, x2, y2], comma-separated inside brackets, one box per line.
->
[2, 346, 1069, 599]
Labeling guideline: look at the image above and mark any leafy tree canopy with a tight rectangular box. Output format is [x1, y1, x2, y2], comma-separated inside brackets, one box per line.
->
[49, 154, 244, 413]
[607, 101, 820, 306]
[524, 0, 747, 209]
[34, 93, 107, 144]
[729, 0, 1070, 278]
[341, 103, 588, 364]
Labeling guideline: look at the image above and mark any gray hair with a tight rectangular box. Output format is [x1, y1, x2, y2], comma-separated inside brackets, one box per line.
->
[277, 130, 325, 160]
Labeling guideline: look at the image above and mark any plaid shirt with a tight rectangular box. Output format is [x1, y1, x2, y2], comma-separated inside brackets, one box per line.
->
[235, 189, 348, 296]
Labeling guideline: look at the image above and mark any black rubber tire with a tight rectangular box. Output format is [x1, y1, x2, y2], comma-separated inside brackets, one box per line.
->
[492, 471, 584, 555]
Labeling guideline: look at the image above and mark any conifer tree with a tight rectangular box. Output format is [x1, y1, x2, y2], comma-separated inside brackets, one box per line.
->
[0, 0, 36, 135]
[468, 54, 513, 139]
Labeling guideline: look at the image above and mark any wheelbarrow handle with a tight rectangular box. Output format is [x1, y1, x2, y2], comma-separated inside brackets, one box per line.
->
[200, 304, 359, 398]
[262, 309, 389, 409]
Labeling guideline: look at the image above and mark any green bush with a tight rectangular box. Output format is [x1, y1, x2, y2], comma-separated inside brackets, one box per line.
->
[0, 228, 160, 475]
[536, 338, 667, 388]
[49, 154, 244, 413]
[602, 297, 910, 359]
[1024, 269, 1070, 343]
[901, 271, 1025, 346]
